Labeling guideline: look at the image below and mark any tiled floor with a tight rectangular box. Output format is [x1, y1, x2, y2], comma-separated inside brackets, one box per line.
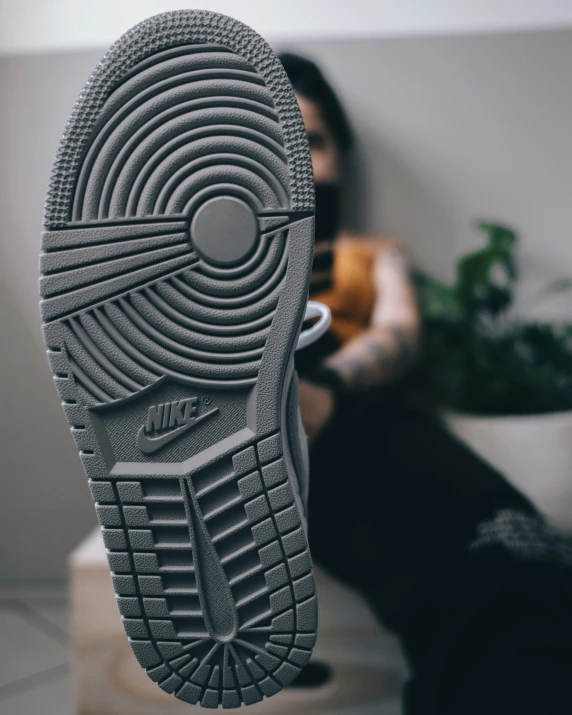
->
[0, 591, 74, 715]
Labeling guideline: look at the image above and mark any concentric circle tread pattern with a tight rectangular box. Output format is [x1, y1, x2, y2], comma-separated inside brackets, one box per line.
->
[41, 44, 301, 398]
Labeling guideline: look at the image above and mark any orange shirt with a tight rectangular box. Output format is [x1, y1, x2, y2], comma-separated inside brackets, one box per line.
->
[312, 240, 377, 345]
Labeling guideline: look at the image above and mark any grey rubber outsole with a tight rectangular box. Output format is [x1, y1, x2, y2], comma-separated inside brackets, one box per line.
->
[40, 10, 317, 708]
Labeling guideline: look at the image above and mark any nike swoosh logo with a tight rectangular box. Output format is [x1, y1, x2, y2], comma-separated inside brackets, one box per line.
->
[136, 407, 219, 454]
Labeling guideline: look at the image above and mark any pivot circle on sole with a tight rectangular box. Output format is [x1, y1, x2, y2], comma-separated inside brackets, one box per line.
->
[190, 196, 259, 266]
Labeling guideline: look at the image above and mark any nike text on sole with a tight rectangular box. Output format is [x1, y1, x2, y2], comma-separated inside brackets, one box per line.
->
[40, 10, 317, 709]
[137, 406, 219, 454]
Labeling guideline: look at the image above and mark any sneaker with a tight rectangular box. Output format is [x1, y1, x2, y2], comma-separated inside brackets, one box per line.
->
[39, 10, 322, 707]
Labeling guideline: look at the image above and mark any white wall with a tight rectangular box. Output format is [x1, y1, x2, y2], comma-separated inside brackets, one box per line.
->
[2, 0, 572, 54]
[1, 26, 571, 581]
[289, 29, 572, 318]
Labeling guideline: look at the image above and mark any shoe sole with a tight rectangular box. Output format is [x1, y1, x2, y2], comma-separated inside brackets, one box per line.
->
[40, 10, 316, 708]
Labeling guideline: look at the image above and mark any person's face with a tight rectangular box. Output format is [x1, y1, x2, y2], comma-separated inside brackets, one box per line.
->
[296, 95, 341, 183]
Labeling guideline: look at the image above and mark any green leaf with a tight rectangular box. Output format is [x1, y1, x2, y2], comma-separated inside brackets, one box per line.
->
[457, 249, 494, 299]
[455, 222, 517, 316]
[415, 273, 461, 319]
[476, 221, 516, 252]
[457, 250, 512, 315]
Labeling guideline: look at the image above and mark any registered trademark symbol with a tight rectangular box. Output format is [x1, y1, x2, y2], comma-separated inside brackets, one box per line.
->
[201, 396, 211, 405]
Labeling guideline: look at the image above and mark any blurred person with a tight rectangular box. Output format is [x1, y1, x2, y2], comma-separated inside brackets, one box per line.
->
[281, 52, 572, 715]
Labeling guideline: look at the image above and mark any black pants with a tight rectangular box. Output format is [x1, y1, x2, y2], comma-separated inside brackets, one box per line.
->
[307, 391, 572, 714]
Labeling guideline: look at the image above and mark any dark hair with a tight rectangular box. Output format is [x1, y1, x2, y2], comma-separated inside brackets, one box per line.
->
[279, 52, 354, 155]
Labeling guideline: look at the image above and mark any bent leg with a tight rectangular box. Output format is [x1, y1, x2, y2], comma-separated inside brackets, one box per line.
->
[309, 400, 572, 714]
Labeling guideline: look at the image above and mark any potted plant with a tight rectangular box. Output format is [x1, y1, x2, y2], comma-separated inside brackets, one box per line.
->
[417, 222, 572, 531]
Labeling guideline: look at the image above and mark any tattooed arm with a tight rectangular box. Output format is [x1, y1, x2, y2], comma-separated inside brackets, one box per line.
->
[299, 238, 420, 440]
[325, 239, 421, 390]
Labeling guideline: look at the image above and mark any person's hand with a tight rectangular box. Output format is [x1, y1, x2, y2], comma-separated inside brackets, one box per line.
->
[298, 379, 335, 443]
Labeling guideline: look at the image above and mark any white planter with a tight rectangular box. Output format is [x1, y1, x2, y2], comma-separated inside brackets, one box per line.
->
[442, 409, 572, 533]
